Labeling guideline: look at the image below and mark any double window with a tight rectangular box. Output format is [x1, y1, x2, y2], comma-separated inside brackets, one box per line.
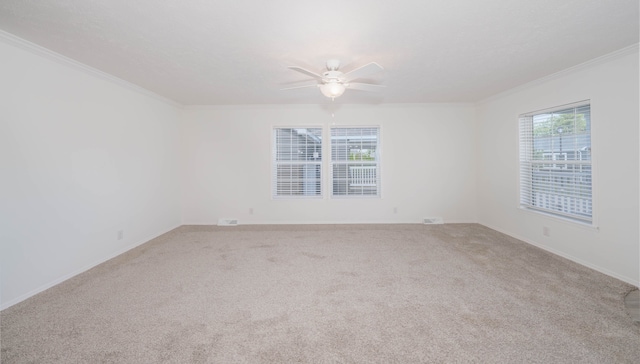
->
[518, 101, 592, 223]
[272, 127, 381, 198]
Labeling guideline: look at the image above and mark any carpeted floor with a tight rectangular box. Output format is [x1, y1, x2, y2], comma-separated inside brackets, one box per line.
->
[2, 224, 639, 363]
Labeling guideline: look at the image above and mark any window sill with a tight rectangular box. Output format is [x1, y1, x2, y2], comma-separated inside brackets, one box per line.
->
[517, 206, 599, 231]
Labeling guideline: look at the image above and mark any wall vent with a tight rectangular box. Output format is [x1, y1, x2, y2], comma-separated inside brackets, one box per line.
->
[423, 217, 444, 225]
[217, 218, 239, 226]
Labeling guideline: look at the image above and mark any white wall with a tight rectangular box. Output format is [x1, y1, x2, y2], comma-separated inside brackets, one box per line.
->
[476, 47, 639, 286]
[0, 38, 183, 308]
[181, 104, 477, 225]
[2, 32, 635, 311]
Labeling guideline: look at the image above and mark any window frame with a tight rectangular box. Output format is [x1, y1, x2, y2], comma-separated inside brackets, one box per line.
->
[518, 100, 593, 225]
[329, 126, 382, 199]
[271, 126, 324, 199]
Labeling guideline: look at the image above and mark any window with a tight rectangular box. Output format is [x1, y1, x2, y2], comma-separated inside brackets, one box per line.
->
[519, 102, 592, 223]
[330, 127, 380, 197]
[272, 128, 322, 198]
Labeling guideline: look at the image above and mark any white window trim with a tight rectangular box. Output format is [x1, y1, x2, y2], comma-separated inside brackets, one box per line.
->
[517, 100, 594, 226]
[329, 125, 382, 199]
[271, 126, 324, 199]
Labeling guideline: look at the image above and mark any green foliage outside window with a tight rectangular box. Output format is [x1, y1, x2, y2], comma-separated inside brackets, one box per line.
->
[533, 113, 587, 137]
[349, 150, 375, 161]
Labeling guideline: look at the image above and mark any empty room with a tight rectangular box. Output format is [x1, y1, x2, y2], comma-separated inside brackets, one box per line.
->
[1, 1, 639, 363]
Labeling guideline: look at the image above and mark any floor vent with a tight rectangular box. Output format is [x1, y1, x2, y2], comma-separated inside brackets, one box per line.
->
[217, 218, 239, 226]
[423, 217, 444, 225]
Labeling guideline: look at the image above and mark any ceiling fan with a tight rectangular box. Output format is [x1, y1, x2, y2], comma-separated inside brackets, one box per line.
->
[282, 59, 385, 100]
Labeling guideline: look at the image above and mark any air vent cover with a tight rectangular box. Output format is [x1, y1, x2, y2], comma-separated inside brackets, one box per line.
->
[423, 217, 444, 225]
[217, 218, 239, 226]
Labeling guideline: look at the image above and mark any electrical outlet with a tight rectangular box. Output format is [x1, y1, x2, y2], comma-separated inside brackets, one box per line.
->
[117, 230, 124, 240]
[249, 208, 254, 215]
[543, 227, 550, 237]
[393, 207, 398, 214]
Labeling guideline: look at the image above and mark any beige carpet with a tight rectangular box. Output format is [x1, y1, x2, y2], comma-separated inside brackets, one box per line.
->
[2, 224, 639, 363]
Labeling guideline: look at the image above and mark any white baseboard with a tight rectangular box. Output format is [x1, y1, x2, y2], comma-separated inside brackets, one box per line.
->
[478, 222, 639, 288]
[1, 224, 181, 311]
[182, 219, 478, 225]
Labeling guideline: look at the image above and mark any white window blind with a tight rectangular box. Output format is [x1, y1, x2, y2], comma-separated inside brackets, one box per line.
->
[272, 128, 323, 198]
[330, 127, 380, 197]
[519, 102, 592, 223]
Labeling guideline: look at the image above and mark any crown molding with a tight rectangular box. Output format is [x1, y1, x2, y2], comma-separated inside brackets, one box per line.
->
[477, 43, 640, 105]
[0, 29, 183, 108]
[183, 102, 476, 111]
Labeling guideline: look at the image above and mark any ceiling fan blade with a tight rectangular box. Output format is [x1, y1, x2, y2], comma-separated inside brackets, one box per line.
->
[280, 84, 318, 91]
[288, 66, 323, 80]
[346, 83, 386, 92]
[344, 62, 384, 82]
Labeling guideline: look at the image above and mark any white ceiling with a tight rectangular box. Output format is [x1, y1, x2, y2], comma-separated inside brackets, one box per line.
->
[0, 0, 638, 105]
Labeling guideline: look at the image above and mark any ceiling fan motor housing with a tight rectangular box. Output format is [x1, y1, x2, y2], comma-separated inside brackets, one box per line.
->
[322, 70, 346, 83]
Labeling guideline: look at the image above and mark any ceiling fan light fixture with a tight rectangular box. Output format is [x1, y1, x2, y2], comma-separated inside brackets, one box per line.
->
[320, 81, 346, 99]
